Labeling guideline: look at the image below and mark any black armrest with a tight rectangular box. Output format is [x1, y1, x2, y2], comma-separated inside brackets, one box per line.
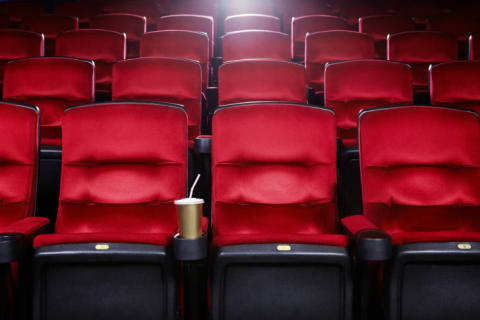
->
[356, 229, 392, 261]
[194, 136, 212, 155]
[173, 234, 208, 261]
[0, 233, 25, 263]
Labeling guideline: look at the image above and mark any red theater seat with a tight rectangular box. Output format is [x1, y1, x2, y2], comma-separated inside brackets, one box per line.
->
[103, 0, 166, 31]
[305, 30, 376, 95]
[291, 15, 349, 61]
[0, 30, 44, 88]
[279, 0, 332, 34]
[387, 31, 457, 94]
[430, 61, 480, 114]
[90, 13, 146, 58]
[0, 1, 46, 25]
[140, 30, 210, 91]
[157, 15, 214, 60]
[55, 2, 103, 26]
[210, 102, 352, 320]
[21, 14, 78, 56]
[324, 59, 413, 146]
[359, 15, 415, 58]
[3, 57, 95, 146]
[339, 1, 387, 27]
[33, 101, 187, 320]
[427, 16, 480, 59]
[222, 30, 290, 62]
[0, 102, 48, 318]
[112, 57, 202, 146]
[56, 29, 126, 98]
[224, 14, 281, 33]
[344, 105, 480, 320]
[218, 59, 307, 106]
[167, 0, 218, 37]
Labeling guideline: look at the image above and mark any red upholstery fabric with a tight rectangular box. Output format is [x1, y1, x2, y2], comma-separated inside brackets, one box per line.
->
[387, 31, 458, 93]
[427, 16, 480, 42]
[56, 29, 126, 95]
[214, 233, 349, 247]
[140, 30, 209, 91]
[218, 59, 307, 106]
[430, 61, 480, 114]
[167, 0, 218, 36]
[112, 57, 202, 144]
[103, 0, 166, 29]
[157, 15, 214, 59]
[1, 217, 49, 237]
[55, 2, 103, 25]
[21, 14, 78, 56]
[3, 57, 95, 146]
[224, 14, 281, 33]
[0, 30, 44, 87]
[212, 103, 341, 247]
[90, 14, 146, 58]
[342, 215, 379, 236]
[0, 102, 39, 227]
[359, 106, 480, 242]
[324, 60, 413, 146]
[398, 2, 443, 26]
[390, 231, 480, 245]
[0, 2, 46, 23]
[222, 31, 290, 62]
[291, 15, 349, 61]
[427, 16, 480, 59]
[305, 31, 376, 94]
[279, 0, 331, 35]
[339, 2, 387, 26]
[225, 0, 275, 17]
[48, 102, 187, 244]
[359, 15, 415, 58]
[34, 232, 173, 248]
[470, 35, 480, 60]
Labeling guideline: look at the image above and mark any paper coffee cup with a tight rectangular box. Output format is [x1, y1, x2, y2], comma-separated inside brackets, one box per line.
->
[175, 198, 204, 239]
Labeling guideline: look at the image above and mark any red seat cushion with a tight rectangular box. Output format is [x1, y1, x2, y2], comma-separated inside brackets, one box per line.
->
[214, 233, 349, 247]
[391, 231, 480, 245]
[34, 232, 173, 248]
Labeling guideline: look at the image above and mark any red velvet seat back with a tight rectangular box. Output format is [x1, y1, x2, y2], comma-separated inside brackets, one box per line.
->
[21, 14, 78, 56]
[218, 59, 306, 106]
[0, 30, 44, 87]
[291, 15, 349, 61]
[212, 102, 338, 243]
[305, 31, 376, 93]
[427, 16, 480, 41]
[339, 2, 387, 27]
[112, 57, 202, 143]
[359, 106, 480, 234]
[0, 102, 38, 227]
[222, 31, 290, 62]
[280, 0, 331, 35]
[325, 60, 413, 146]
[224, 14, 281, 33]
[55, 102, 187, 236]
[387, 31, 457, 92]
[55, 2, 103, 25]
[90, 14, 146, 58]
[157, 15, 214, 59]
[56, 29, 126, 95]
[359, 15, 415, 58]
[103, 0, 166, 29]
[430, 61, 480, 114]
[470, 34, 480, 60]
[140, 30, 209, 91]
[167, 0, 218, 36]
[3, 57, 95, 146]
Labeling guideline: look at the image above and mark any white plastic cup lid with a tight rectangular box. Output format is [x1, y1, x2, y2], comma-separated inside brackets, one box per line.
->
[174, 198, 204, 205]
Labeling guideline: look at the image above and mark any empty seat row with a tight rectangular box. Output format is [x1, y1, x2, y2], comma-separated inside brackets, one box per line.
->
[2, 99, 480, 319]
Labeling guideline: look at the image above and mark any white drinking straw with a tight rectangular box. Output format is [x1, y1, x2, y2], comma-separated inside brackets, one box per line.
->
[189, 174, 201, 198]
